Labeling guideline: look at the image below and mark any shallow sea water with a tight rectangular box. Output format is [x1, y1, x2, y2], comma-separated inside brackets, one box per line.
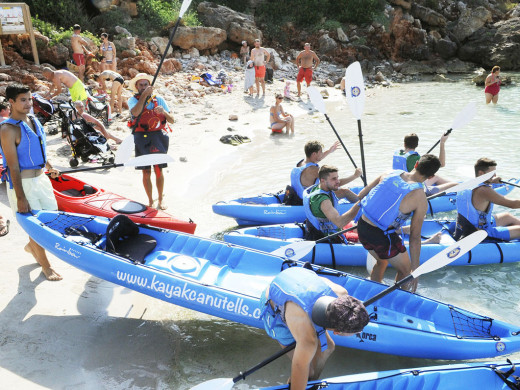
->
[145, 76, 520, 389]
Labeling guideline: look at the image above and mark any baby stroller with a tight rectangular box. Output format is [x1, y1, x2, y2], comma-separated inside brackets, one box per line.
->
[32, 93, 62, 135]
[86, 87, 110, 126]
[56, 102, 114, 167]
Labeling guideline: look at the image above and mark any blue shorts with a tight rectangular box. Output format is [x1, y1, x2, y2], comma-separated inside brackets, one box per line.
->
[259, 289, 295, 347]
[487, 218, 511, 241]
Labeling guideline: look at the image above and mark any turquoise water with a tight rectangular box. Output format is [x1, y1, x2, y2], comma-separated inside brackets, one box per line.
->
[177, 77, 520, 389]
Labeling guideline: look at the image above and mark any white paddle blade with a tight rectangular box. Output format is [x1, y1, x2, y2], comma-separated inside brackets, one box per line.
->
[344, 61, 366, 120]
[446, 170, 496, 194]
[115, 135, 135, 166]
[451, 101, 477, 131]
[307, 86, 327, 114]
[190, 378, 233, 390]
[125, 153, 174, 167]
[270, 240, 316, 260]
[411, 230, 487, 278]
[366, 252, 377, 275]
[179, 0, 193, 18]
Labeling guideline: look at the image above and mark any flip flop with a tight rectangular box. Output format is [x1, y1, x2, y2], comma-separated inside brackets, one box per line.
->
[0, 219, 10, 237]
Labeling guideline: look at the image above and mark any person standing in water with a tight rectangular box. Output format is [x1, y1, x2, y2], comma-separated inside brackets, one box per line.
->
[484, 66, 501, 105]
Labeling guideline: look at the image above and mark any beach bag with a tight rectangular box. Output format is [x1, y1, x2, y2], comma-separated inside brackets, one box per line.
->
[283, 185, 303, 206]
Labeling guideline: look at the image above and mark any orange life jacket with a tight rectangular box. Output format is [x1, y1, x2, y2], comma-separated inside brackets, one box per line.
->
[128, 95, 167, 132]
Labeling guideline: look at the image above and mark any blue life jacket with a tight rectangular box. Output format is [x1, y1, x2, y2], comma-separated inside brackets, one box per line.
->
[290, 161, 319, 199]
[361, 170, 423, 231]
[0, 116, 46, 189]
[392, 150, 419, 172]
[456, 184, 495, 232]
[303, 184, 340, 235]
[267, 267, 334, 351]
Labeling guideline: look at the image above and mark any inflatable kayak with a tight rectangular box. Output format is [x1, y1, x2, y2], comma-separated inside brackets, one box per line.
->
[224, 219, 520, 267]
[212, 180, 518, 226]
[262, 360, 520, 389]
[50, 174, 196, 234]
[17, 210, 520, 360]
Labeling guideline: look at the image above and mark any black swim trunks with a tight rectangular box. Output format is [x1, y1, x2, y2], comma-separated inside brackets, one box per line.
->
[357, 217, 406, 259]
[114, 76, 125, 85]
[134, 130, 169, 170]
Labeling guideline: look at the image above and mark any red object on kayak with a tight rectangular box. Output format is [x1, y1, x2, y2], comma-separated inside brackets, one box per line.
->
[343, 221, 359, 242]
[50, 174, 196, 234]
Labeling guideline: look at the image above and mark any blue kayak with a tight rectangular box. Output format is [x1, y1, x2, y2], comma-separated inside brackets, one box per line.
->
[17, 210, 520, 360]
[212, 180, 518, 226]
[262, 360, 520, 389]
[224, 219, 520, 267]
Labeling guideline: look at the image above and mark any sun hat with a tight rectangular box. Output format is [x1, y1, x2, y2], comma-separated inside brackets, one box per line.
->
[128, 73, 154, 93]
[312, 295, 369, 333]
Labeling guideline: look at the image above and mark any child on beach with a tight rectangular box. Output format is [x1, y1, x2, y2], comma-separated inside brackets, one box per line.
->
[244, 59, 255, 96]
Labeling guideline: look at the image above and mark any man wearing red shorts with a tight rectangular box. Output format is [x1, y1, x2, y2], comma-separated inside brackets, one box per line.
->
[296, 43, 320, 97]
[251, 39, 270, 97]
[71, 24, 90, 82]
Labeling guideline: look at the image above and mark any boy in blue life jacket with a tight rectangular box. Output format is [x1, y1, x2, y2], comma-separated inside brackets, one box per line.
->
[393, 133, 456, 196]
[357, 154, 441, 292]
[287, 141, 361, 206]
[260, 266, 369, 390]
[303, 165, 361, 241]
[0, 83, 62, 280]
[455, 158, 520, 241]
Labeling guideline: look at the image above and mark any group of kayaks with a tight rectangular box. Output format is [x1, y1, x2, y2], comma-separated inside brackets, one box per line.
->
[13, 172, 520, 388]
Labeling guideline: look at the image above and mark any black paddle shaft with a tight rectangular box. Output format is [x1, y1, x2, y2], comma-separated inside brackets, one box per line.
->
[324, 114, 366, 184]
[426, 128, 452, 154]
[46, 163, 123, 175]
[357, 119, 368, 186]
[315, 225, 358, 243]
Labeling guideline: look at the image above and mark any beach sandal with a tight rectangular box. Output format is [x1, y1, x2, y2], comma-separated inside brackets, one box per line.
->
[234, 135, 251, 144]
[219, 135, 240, 146]
[0, 219, 10, 237]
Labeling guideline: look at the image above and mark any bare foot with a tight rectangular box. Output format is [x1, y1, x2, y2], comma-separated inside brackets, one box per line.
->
[157, 201, 168, 210]
[423, 232, 442, 244]
[42, 267, 63, 281]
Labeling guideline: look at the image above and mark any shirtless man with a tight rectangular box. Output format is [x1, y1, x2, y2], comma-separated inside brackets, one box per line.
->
[295, 43, 320, 97]
[250, 39, 270, 97]
[42, 67, 88, 102]
[71, 24, 90, 82]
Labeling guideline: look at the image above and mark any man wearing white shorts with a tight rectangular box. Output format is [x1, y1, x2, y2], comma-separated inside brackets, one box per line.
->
[0, 83, 62, 281]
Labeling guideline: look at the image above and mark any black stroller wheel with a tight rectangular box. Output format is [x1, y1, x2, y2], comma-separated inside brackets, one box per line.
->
[81, 155, 90, 163]
[69, 158, 79, 167]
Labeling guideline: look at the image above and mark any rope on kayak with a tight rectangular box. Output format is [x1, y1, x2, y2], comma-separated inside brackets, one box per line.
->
[449, 305, 494, 339]
[493, 242, 505, 263]
[492, 359, 520, 390]
[42, 212, 96, 237]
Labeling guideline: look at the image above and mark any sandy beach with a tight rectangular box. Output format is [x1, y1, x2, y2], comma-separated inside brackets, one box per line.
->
[0, 70, 343, 388]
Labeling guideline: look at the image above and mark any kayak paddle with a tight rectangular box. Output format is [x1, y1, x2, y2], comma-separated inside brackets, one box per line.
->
[344, 61, 368, 186]
[500, 179, 520, 189]
[270, 224, 358, 260]
[307, 86, 365, 184]
[426, 101, 477, 154]
[190, 230, 487, 390]
[426, 170, 495, 200]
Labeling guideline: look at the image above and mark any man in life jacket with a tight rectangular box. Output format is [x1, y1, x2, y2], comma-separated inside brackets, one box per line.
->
[393, 133, 456, 196]
[357, 154, 441, 292]
[455, 158, 520, 241]
[287, 140, 361, 206]
[128, 73, 174, 210]
[303, 165, 361, 242]
[260, 266, 369, 390]
[0, 83, 62, 280]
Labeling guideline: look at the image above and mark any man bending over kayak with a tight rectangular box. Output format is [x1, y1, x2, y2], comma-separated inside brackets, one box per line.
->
[260, 266, 369, 390]
[455, 157, 520, 241]
[0, 83, 62, 280]
[286, 140, 361, 205]
[303, 165, 361, 242]
[357, 154, 441, 292]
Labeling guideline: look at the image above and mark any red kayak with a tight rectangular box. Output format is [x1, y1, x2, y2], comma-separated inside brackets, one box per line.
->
[50, 174, 196, 234]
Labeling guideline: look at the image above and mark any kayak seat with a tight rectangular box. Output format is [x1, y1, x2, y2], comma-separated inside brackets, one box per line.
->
[106, 214, 156, 264]
[61, 185, 97, 197]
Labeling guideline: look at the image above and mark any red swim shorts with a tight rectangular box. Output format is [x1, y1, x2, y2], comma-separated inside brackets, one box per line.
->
[73, 53, 85, 66]
[255, 65, 266, 78]
[297, 67, 313, 85]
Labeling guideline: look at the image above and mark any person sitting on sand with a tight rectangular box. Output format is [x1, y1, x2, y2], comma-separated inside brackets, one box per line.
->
[454, 157, 520, 241]
[0, 83, 62, 280]
[92, 71, 125, 118]
[128, 73, 174, 210]
[484, 66, 501, 105]
[72, 101, 122, 145]
[42, 67, 88, 103]
[260, 266, 369, 390]
[270, 94, 294, 134]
